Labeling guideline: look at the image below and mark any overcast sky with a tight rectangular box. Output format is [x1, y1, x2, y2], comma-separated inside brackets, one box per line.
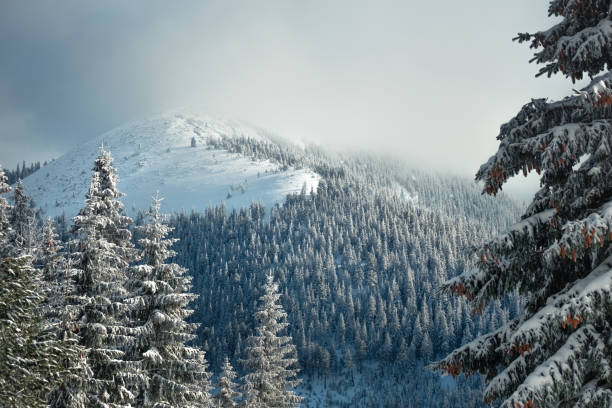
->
[0, 1, 588, 199]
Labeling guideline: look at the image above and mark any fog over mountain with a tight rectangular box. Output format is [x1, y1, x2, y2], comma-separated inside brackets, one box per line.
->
[0, 1, 585, 196]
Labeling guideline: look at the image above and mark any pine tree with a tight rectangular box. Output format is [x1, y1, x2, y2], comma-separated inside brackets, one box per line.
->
[241, 274, 302, 408]
[214, 357, 241, 408]
[432, 3, 612, 407]
[126, 194, 211, 407]
[65, 147, 141, 406]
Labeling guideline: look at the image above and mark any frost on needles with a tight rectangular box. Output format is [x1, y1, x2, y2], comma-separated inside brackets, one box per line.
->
[431, 2, 612, 407]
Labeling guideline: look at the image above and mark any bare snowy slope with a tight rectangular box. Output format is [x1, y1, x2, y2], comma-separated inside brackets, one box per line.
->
[24, 113, 319, 218]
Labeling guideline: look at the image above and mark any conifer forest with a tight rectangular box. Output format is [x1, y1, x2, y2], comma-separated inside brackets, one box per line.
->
[0, 1, 611, 407]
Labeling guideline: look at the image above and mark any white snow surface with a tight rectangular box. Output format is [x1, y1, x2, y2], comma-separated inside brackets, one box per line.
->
[22, 112, 320, 218]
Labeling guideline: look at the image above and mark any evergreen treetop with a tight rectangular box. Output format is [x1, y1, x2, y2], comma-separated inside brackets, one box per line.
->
[66, 147, 141, 407]
[214, 357, 241, 408]
[515, 0, 612, 82]
[241, 274, 302, 408]
[127, 194, 211, 407]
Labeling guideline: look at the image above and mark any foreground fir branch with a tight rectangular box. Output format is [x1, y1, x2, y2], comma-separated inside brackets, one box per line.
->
[431, 2, 612, 407]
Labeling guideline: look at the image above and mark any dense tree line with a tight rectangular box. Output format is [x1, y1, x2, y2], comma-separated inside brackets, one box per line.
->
[4, 160, 46, 185]
[10, 115, 521, 406]
[0, 150, 301, 407]
[147, 135, 520, 406]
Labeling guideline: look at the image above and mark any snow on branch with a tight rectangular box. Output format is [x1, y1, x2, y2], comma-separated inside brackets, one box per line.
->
[429, 319, 522, 382]
[508, 253, 612, 348]
[502, 325, 609, 408]
[515, 1, 612, 81]
[544, 198, 612, 263]
[441, 209, 555, 305]
[477, 70, 612, 197]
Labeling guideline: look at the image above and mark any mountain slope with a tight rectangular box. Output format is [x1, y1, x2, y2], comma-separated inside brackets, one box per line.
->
[20, 112, 523, 407]
[23, 112, 319, 218]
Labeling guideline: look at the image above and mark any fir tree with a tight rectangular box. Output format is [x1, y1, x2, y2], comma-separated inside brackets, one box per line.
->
[0, 253, 50, 407]
[9, 180, 36, 254]
[39, 219, 66, 316]
[126, 194, 211, 407]
[432, 3, 612, 407]
[0, 167, 10, 243]
[214, 357, 241, 408]
[0, 172, 76, 407]
[40, 219, 89, 408]
[65, 147, 141, 407]
[241, 274, 302, 408]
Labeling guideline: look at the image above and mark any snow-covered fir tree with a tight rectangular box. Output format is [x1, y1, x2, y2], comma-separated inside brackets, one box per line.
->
[126, 194, 211, 407]
[38, 219, 89, 408]
[432, 2, 612, 407]
[0, 169, 76, 408]
[8, 179, 37, 254]
[64, 147, 141, 406]
[241, 274, 302, 408]
[38, 219, 67, 316]
[0, 251, 50, 407]
[214, 357, 241, 408]
[0, 167, 10, 244]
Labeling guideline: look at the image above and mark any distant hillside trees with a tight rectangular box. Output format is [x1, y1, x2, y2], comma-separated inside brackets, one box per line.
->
[4, 160, 45, 185]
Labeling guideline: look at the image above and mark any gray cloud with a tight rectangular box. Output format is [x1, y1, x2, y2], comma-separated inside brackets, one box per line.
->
[0, 0, 586, 202]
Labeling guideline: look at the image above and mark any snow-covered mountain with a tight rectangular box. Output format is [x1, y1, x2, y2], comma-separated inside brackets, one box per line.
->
[23, 112, 320, 218]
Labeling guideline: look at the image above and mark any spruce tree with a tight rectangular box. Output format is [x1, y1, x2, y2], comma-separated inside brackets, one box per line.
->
[66, 147, 141, 407]
[241, 274, 302, 408]
[126, 194, 211, 407]
[214, 357, 241, 408]
[432, 3, 612, 407]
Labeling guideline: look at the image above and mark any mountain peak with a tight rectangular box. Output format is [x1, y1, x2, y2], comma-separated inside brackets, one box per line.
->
[22, 112, 319, 218]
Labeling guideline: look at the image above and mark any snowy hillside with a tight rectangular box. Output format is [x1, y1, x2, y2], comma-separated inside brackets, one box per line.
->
[23, 113, 320, 218]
